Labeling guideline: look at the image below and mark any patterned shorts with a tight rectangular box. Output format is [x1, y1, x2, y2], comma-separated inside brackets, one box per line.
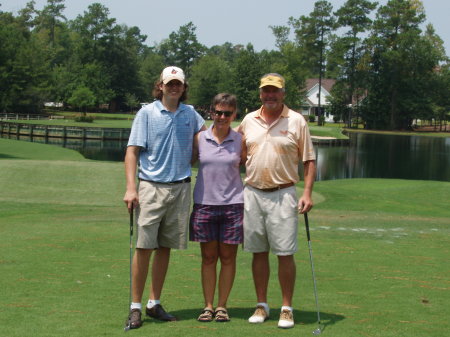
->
[189, 203, 244, 244]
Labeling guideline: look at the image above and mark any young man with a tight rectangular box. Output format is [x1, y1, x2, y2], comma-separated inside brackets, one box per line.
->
[123, 66, 205, 329]
[238, 73, 316, 329]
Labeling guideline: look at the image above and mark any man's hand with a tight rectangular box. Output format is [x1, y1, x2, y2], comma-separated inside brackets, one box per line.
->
[123, 190, 139, 213]
[298, 195, 313, 214]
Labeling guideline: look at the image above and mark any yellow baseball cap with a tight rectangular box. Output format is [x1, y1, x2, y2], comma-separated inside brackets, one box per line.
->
[259, 74, 285, 89]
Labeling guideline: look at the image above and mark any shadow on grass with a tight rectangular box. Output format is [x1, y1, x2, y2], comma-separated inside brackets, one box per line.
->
[142, 307, 344, 331]
[0, 154, 21, 159]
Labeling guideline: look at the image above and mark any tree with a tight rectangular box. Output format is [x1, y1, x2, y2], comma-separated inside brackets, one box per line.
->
[189, 55, 233, 112]
[361, 0, 441, 130]
[231, 44, 262, 113]
[138, 48, 165, 101]
[0, 10, 50, 112]
[67, 85, 95, 113]
[34, 0, 66, 47]
[70, 3, 147, 111]
[124, 93, 139, 113]
[334, 0, 377, 127]
[158, 22, 205, 76]
[290, 1, 336, 125]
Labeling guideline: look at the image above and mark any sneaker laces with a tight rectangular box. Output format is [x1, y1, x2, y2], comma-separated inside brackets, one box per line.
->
[280, 309, 292, 321]
[254, 306, 267, 317]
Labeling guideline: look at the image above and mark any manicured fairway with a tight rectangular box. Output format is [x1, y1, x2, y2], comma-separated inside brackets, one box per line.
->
[0, 138, 449, 337]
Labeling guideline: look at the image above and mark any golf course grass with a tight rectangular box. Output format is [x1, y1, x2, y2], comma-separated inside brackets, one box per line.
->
[0, 138, 449, 337]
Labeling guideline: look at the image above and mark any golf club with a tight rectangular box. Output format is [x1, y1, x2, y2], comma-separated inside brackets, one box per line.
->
[124, 205, 134, 332]
[303, 212, 322, 335]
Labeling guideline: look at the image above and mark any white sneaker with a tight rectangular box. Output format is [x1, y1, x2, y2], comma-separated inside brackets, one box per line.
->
[278, 309, 294, 329]
[248, 305, 269, 323]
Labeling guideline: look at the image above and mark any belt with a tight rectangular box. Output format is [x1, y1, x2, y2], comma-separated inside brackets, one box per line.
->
[249, 182, 294, 192]
[140, 177, 191, 185]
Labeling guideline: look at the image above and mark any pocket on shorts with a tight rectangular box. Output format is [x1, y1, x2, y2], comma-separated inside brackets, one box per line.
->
[279, 189, 298, 219]
[138, 182, 164, 226]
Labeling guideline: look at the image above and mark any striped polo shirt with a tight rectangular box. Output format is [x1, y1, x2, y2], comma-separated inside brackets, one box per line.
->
[127, 100, 204, 182]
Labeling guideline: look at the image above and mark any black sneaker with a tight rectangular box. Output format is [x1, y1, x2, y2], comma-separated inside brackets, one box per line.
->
[146, 304, 177, 321]
[126, 308, 142, 329]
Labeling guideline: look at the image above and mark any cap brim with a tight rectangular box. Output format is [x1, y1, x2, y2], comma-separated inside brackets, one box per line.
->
[163, 76, 184, 84]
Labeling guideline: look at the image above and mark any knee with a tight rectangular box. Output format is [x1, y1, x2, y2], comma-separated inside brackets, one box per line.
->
[278, 255, 296, 269]
[202, 252, 219, 266]
[219, 253, 236, 266]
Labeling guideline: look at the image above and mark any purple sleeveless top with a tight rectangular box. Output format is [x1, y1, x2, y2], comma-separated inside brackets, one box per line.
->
[193, 126, 244, 205]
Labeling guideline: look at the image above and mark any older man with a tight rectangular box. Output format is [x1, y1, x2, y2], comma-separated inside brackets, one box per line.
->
[239, 73, 316, 329]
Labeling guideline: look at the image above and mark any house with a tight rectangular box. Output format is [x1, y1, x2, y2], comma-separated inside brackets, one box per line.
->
[301, 78, 336, 122]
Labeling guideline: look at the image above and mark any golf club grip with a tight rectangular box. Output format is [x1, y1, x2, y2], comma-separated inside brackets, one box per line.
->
[304, 213, 311, 241]
[130, 205, 134, 236]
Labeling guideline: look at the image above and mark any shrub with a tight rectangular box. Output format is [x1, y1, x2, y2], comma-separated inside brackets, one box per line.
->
[308, 114, 316, 122]
[318, 115, 325, 126]
[74, 115, 94, 123]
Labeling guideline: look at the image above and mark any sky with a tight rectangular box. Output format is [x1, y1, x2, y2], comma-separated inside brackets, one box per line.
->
[1, 0, 449, 55]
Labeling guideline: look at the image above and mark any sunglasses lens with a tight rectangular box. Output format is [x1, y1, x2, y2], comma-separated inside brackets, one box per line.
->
[214, 110, 233, 117]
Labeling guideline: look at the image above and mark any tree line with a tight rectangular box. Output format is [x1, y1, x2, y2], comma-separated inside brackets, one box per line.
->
[1, 0, 449, 130]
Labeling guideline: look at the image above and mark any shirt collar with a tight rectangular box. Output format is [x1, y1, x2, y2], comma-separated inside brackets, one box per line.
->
[256, 104, 289, 118]
[155, 100, 186, 114]
[205, 124, 234, 143]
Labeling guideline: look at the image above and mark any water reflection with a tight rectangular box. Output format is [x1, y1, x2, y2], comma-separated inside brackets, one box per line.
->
[2, 132, 449, 181]
[3, 134, 127, 162]
[316, 133, 449, 181]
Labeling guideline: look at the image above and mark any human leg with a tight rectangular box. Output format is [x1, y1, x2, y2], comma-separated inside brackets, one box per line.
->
[278, 254, 296, 307]
[217, 242, 238, 308]
[127, 248, 152, 329]
[252, 252, 270, 303]
[132, 248, 153, 303]
[277, 254, 296, 328]
[150, 246, 171, 300]
[145, 183, 190, 321]
[200, 241, 219, 310]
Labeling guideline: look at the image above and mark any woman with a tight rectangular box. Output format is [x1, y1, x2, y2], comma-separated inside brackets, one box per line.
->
[190, 93, 245, 322]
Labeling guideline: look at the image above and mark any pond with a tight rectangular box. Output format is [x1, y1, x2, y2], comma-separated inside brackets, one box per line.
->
[2, 132, 449, 182]
[315, 133, 449, 182]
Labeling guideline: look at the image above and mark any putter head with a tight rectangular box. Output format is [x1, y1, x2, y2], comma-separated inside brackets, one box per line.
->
[124, 319, 131, 332]
[312, 327, 322, 335]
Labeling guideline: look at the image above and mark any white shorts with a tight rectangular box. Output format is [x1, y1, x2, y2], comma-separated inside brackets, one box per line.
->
[136, 180, 191, 249]
[243, 185, 298, 255]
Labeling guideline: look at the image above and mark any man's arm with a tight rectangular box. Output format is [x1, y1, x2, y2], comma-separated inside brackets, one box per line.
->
[123, 146, 140, 213]
[298, 160, 316, 214]
[240, 134, 247, 166]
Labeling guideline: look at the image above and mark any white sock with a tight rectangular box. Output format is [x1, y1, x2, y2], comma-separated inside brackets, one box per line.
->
[130, 302, 142, 311]
[281, 306, 293, 312]
[147, 299, 160, 309]
[257, 302, 270, 315]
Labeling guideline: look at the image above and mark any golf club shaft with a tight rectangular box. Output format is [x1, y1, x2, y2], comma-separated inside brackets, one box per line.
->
[304, 213, 321, 326]
[128, 205, 133, 307]
[125, 205, 134, 331]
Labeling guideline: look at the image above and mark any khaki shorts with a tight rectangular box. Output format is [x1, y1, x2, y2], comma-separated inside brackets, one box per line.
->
[243, 185, 298, 255]
[136, 180, 191, 249]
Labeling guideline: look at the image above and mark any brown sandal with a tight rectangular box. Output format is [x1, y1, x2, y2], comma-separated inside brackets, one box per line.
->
[214, 308, 230, 322]
[197, 308, 214, 322]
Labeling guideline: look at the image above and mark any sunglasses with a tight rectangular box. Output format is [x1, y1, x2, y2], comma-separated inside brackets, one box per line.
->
[213, 110, 234, 117]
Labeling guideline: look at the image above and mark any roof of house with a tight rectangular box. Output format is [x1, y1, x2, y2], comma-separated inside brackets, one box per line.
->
[305, 78, 336, 93]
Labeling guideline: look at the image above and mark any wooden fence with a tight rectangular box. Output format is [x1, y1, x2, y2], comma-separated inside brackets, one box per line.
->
[0, 113, 64, 121]
[0, 121, 130, 141]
